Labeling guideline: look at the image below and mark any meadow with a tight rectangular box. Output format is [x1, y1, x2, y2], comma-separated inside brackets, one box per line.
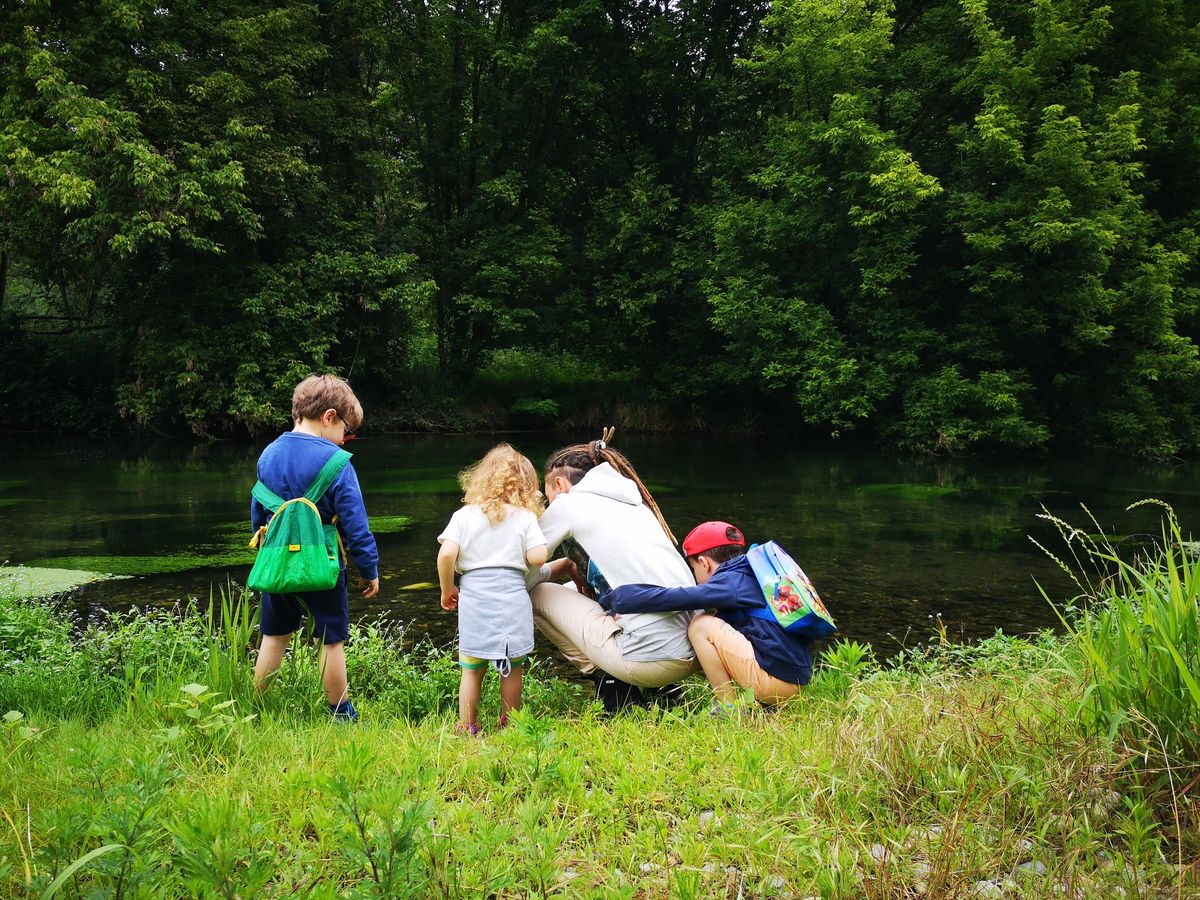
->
[1, 508, 1198, 898]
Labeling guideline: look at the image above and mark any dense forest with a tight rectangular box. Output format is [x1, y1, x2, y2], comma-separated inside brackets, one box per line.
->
[1, 0, 1197, 453]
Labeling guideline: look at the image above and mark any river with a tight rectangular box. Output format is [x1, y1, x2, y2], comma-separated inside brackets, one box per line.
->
[5, 433, 1195, 656]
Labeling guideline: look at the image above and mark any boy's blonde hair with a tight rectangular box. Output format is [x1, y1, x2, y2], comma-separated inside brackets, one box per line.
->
[292, 374, 363, 429]
[460, 443, 544, 524]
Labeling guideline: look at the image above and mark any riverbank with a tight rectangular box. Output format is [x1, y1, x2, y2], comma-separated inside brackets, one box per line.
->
[1, 579, 1196, 898]
[7, 432, 1114, 652]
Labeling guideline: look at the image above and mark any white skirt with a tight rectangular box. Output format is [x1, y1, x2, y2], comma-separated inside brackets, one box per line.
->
[458, 567, 534, 661]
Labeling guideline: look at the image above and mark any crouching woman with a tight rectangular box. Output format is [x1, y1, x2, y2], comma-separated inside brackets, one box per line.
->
[532, 438, 698, 706]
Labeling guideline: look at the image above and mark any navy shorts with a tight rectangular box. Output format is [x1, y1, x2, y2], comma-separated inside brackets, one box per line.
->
[259, 570, 349, 645]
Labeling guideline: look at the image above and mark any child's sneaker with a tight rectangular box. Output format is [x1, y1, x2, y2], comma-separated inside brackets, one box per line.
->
[707, 700, 736, 719]
[455, 722, 481, 737]
[645, 682, 686, 709]
[329, 699, 359, 723]
[497, 714, 509, 731]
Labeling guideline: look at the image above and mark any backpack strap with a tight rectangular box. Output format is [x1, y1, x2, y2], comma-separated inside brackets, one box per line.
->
[251, 481, 286, 514]
[247, 450, 352, 550]
[248, 481, 282, 549]
[304, 449, 353, 503]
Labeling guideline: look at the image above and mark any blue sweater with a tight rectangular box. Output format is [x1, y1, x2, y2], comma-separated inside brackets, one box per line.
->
[250, 432, 379, 580]
[603, 555, 812, 685]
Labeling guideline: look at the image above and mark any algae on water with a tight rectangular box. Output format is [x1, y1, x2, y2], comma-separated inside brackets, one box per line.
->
[857, 483, 960, 499]
[28, 515, 414, 578]
[366, 515, 413, 534]
[218, 515, 412, 540]
[0, 566, 117, 600]
[28, 552, 257, 577]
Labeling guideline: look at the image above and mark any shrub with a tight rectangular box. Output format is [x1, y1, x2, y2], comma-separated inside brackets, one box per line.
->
[1035, 501, 1200, 762]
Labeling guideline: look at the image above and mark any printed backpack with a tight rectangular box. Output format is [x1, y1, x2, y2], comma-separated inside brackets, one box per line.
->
[746, 540, 837, 639]
[246, 449, 351, 594]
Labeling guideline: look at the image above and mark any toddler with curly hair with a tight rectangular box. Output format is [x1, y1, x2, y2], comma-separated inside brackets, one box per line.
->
[437, 443, 549, 734]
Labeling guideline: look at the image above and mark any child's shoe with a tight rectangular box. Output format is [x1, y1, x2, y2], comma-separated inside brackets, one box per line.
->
[497, 713, 509, 731]
[455, 721, 481, 737]
[329, 699, 359, 723]
[707, 700, 736, 719]
[645, 682, 686, 709]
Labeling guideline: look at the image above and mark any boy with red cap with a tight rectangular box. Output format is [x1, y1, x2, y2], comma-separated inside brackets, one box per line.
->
[601, 521, 812, 711]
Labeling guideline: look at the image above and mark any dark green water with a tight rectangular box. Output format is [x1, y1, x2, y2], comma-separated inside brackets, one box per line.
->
[4, 433, 1197, 655]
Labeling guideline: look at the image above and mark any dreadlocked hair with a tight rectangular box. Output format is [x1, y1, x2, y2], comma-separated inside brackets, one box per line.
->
[460, 443, 545, 524]
[544, 441, 678, 545]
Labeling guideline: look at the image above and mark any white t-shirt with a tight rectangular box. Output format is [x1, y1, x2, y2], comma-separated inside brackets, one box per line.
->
[438, 504, 546, 573]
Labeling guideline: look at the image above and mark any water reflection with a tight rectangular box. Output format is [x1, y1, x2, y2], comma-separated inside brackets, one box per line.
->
[4, 434, 1195, 657]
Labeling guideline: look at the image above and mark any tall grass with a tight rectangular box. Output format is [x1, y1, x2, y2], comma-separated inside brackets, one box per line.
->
[3, 647, 1193, 898]
[3, 557, 1198, 895]
[202, 583, 260, 703]
[1035, 500, 1200, 762]
[0, 585, 581, 726]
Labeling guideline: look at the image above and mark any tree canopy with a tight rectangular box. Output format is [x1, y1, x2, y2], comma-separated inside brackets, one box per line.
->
[2, 0, 1197, 453]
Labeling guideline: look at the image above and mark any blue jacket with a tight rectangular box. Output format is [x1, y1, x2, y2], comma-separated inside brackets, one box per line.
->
[603, 555, 812, 685]
[250, 431, 379, 580]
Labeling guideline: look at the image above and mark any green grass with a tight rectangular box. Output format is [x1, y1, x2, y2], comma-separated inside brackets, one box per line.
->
[2, 635, 1194, 897]
[1, 558, 1198, 896]
[1036, 500, 1200, 762]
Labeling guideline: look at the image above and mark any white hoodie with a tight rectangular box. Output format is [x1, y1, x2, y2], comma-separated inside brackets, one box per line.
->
[538, 462, 695, 661]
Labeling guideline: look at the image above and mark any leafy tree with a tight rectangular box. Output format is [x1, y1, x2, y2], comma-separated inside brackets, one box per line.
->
[1, 1, 430, 433]
[702, 0, 943, 436]
[903, 0, 1200, 453]
[1, 0, 1198, 452]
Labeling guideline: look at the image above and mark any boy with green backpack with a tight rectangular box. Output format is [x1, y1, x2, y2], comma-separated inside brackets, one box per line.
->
[248, 375, 379, 721]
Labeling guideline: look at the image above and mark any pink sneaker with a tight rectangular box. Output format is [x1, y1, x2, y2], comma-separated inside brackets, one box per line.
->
[455, 722, 481, 737]
[498, 714, 509, 731]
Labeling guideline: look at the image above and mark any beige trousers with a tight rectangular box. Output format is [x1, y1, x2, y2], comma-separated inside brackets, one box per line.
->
[531, 582, 698, 689]
[688, 613, 801, 704]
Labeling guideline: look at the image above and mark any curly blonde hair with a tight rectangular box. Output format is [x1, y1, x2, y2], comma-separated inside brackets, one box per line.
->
[460, 443, 544, 524]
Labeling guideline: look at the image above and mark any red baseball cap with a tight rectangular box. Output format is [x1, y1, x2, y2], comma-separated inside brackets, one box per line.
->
[682, 521, 746, 557]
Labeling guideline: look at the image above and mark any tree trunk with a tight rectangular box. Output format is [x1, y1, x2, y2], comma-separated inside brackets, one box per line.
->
[436, 285, 447, 371]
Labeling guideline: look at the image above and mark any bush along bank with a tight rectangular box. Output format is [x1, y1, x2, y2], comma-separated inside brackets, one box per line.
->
[0, 566, 1198, 896]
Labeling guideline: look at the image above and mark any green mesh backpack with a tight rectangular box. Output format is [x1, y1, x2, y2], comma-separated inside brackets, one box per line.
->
[246, 449, 352, 594]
